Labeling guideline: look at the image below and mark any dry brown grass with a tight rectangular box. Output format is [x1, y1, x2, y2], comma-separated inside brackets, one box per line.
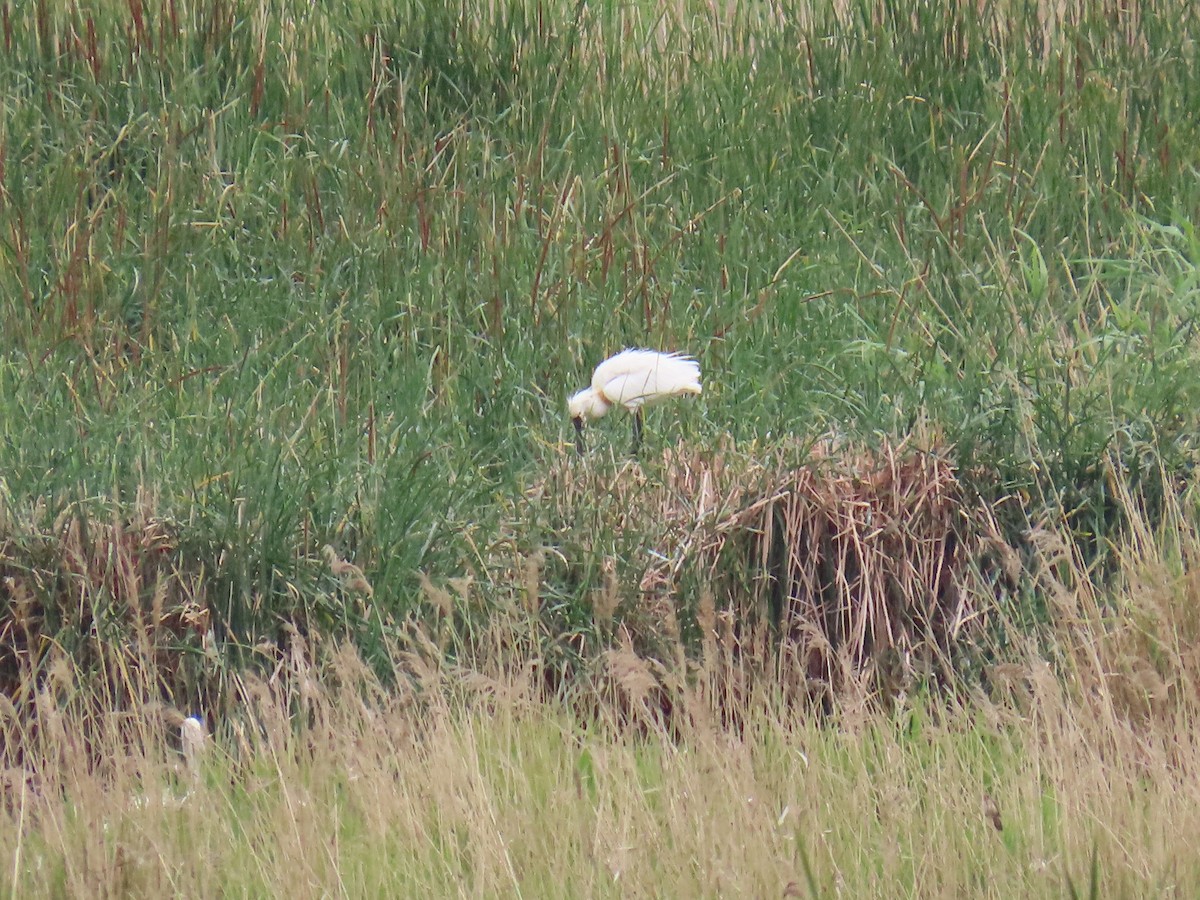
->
[4, 454, 1200, 895]
[0, 486, 212, 752]
[521, 440, 995, 717]
[4, 524, 1200, 898]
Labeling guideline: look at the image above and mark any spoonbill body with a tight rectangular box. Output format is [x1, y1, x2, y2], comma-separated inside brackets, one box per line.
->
[568, 349, 701, 454]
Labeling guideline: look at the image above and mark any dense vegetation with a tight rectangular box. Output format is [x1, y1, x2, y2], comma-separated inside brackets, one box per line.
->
[2, 1, 1200, 893]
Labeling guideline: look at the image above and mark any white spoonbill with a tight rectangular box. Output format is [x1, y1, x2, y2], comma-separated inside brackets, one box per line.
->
[568, 348, 702, 454]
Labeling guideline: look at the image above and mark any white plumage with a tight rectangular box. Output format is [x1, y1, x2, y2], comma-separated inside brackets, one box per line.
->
[568, 349, 701, 453]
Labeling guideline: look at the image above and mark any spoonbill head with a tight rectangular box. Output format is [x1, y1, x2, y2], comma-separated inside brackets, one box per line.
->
[568, 348, 702, 454]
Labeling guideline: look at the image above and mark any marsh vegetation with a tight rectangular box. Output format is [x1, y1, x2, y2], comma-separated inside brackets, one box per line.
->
[2, 1, 1200, 894]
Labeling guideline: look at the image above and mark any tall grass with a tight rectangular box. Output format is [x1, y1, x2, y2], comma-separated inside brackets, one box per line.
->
[2, 4, 1200, 889]
[3, 481, 1200, 896]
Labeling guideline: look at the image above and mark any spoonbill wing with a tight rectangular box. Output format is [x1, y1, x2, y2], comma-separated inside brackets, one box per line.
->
[595, 350, 701, 410]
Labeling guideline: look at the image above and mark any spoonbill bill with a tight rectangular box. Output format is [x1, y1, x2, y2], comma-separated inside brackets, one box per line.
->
[568, 348, 702, 455]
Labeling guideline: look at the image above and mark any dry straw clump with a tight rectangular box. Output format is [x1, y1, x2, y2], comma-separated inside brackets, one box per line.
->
[0, 486, 212, 718]
[525, 439, 998, 706]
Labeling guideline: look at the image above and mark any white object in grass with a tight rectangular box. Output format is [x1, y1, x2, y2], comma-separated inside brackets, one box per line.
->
[181, 715, 207, 781]
[568, 349, 701, 454]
